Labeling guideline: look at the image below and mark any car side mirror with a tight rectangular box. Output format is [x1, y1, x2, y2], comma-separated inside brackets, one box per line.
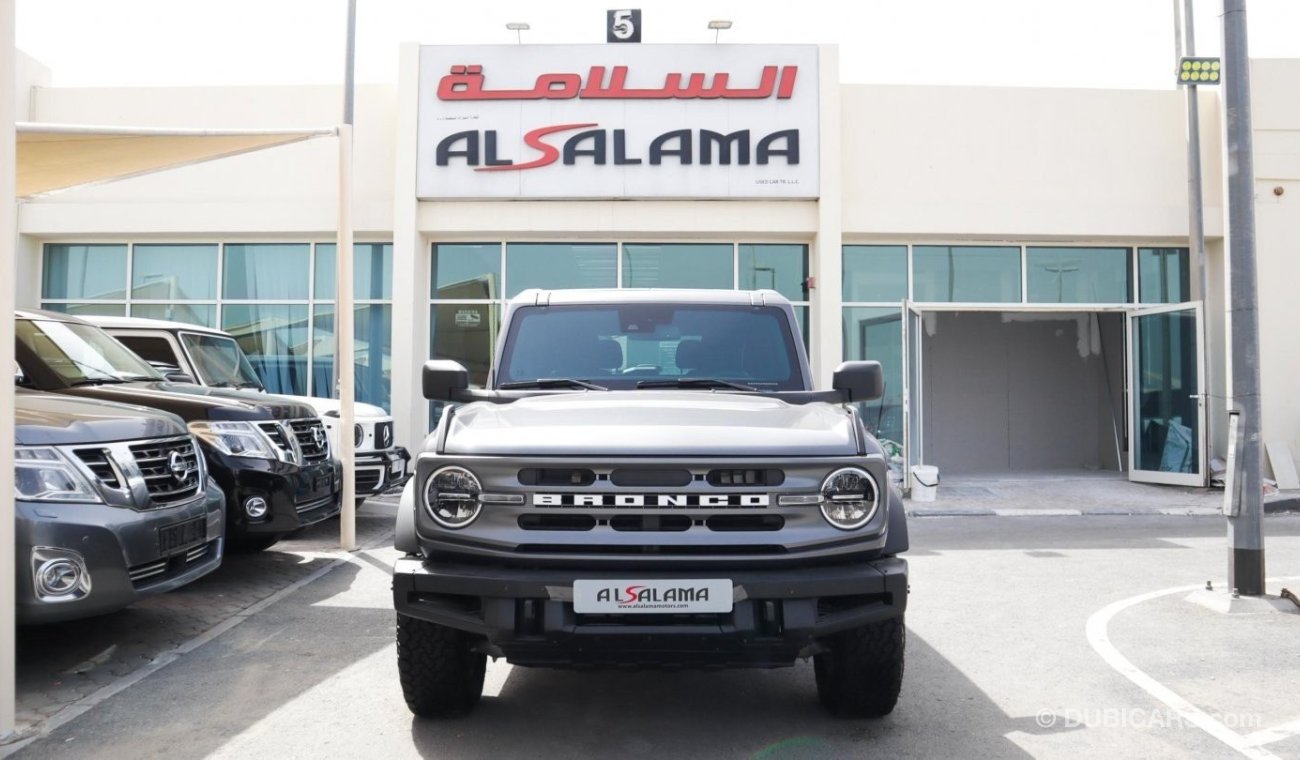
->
[423, 360, 470, 401]
[832, 361, 884, 402]
[14, 361, 27, 385]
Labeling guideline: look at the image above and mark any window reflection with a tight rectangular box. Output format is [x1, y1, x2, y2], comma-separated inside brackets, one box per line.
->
[223, 244, 310, 301]
[739, 244, 808, 302]
[622, 244, 732, 289]
[842, 307, 903, 449]
[913, 246, 1020, 303]
[1026, 247, 1130, 303]
[313, 304, 394, 411]
[505, 243, 616, 297]
[843, 246, 907, 302]
[132, 245, 218, 301]
[1139, 248, 1191, 303]
[221, 303, 310, 396]
[42, 244, 127, 300]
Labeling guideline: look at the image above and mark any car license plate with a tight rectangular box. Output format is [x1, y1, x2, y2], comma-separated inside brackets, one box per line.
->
[158, 517, 206, 556]
[573, 579, 732, 614]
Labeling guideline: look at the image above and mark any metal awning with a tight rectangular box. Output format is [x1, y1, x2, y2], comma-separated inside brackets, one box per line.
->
[16, 123, 335, 198]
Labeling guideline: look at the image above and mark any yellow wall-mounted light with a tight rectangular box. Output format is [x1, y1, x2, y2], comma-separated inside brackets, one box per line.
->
[1178, 57, 1221, 85]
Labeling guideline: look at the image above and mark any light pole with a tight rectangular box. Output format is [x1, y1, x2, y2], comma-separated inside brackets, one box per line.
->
[1221, 0, 1265, 596]
[1, 0, 16, 741]
[337, 0, 358, 550]
[506, 22, 529, 44]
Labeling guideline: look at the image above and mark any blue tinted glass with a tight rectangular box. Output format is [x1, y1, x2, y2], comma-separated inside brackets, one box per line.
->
[1139, 248, 1190, 303]
[1027, 247, 1131, 303]
[223, 244, 310, 300]
[130, 303, 216, 327]
[42, 244, 127, 300]
[913, 246, 1021, 303]
[430, 303, 500, 388]
[506, 243, 616, 297]
[221, 304, 309, 396]
[843, 246, 908, 302]
[315, 243, 393, 300]
[433, 244, 501, 299]
[843, 307, 902, 447]
[40, 302, 126, 317]
[622, 244, 733, 289]
[739, 244, 808, 302]
[132, 244, 218, 301]
[313, 304, 393, 410]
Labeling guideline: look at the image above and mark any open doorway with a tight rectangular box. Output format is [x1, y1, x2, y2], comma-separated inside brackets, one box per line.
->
[917, 311, 1126, 476]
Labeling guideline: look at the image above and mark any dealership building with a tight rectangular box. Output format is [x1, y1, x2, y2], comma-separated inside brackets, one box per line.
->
[11, 44, 1300, 490]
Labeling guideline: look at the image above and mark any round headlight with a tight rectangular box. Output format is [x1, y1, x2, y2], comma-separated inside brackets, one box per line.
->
[424, 466, 482, 529]
[354, 424, 365, 447]
[819, 467, 880, 530]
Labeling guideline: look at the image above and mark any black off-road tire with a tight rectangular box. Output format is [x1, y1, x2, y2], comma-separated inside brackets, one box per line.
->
[396, 613, 487, 718]
[813, 616, 905, 718]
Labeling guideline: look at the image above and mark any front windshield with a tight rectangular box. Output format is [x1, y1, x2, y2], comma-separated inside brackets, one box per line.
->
[496, 304, 803, 391]
[180, 332, 264, 389]
[17, 319, 162, 384]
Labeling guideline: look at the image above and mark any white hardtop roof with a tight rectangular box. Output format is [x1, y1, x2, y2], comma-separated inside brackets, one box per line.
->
[82, 314, 230, 336]
[512, 288, 791, 307]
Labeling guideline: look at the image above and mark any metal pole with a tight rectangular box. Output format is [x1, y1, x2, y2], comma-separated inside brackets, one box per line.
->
[1180, 0, 1211, 488]
[1221, 0, 1264, 595]
[332, 0, 356, 401]
[338, 123, 357, 552]
[1, 0, 19, 740]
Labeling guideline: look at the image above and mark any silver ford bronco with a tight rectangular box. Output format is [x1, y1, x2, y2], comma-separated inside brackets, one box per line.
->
[392, 289, 908, 718]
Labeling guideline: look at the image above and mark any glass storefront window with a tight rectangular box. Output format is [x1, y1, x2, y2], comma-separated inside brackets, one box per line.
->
[132, 244, 218, 301]
[842, 307, 903, 448]
[130, 303, 216, 327]
[432, 243, 501, 299]
[622, 243, 732, 289]
[313, 304, 394, 410]
[40, 302, 127, 317]
[739, 244, 808, 302]
[431, 303, 501, 388]
[221, 303, 310, 396]
[315, 243, 393, 300]
[1139, 248, 1191, 303]
[505, 243, 616, 297]
[42, 244, 127, 300]
[223, 244, 310, 301]
[1134, 309, 1199, 472]
[1026, 247, 1131, 303]
[912, 246, 1021, 303]
[843, 246, 907, 302]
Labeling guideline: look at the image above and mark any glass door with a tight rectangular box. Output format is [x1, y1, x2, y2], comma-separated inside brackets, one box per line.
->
[1127, 302, 1205, 486]
[904, 304, 925, 490]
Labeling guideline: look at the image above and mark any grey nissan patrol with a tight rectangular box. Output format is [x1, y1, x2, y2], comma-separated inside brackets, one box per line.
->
[13, 388, 226, 623]
[392, 289, 909, 719]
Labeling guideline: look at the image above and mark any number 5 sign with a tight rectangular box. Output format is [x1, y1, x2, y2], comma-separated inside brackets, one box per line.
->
[606, 9, 641, 43]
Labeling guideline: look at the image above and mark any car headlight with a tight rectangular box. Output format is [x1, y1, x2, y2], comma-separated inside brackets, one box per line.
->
[188, 421, 282, 460]
[354, 423, 365, 448]
[14, 447, 102, 503]
[423, 466, 482, 529]
[819, 467, 880, 530]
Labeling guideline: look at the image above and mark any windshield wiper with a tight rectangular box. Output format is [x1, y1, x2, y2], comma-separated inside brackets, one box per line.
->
[237, 381, 264, 390]
[69, 377, 129, 387]
[636, 378, 758, 392]
[498, 378, 609, 391]
[119, 374, 158, 381]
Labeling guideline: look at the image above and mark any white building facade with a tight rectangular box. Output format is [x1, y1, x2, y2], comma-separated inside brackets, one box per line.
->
[13, 45, 1300, 488]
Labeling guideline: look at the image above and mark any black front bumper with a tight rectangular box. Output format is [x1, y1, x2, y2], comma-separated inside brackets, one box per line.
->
[207, 452, 341, 539]
[393, 556, 907, 667]
[355, 446, 411, 496]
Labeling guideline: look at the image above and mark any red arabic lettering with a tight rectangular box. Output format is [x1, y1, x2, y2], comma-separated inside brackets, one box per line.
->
[437, 64, 798, 102]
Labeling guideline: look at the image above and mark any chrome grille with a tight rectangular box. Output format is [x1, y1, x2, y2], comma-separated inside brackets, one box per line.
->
[128, 436, 202, 506]
[74, 447, 121, 489]
[356, 467, 384, 494]
[257, 422, 294, 459]
[289, 419, 330, 463]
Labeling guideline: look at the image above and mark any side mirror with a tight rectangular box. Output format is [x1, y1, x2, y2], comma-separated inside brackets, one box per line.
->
[423, 360, 470, 401]
[832, 361, 884, 402]
[14, 361, 27, 385]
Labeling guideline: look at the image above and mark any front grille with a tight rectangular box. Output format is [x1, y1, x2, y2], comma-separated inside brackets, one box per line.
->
[296, 494, 336, 514]
[375, 421, 394, 450]
[356, 467, 384, 494]
[128, 437, 202, 507]
[707, 468, 785, 487]
[74, 447, 121, 489]
[289, 419, 330, 463]
[609, 469, 693, 487]
[516, 544, 786, 556]
[128, 539, 219, 588]
[258, 422, 294, 458]
[518, 468, 597, 487]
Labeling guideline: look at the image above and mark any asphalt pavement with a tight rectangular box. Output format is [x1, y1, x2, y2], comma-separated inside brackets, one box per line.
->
[5, 512, 1300, 760]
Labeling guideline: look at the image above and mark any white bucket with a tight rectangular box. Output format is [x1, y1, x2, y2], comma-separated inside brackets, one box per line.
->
[911, 465, 939, 502]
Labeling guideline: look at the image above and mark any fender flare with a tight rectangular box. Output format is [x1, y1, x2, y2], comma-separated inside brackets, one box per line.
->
[394, 479, 419, 555]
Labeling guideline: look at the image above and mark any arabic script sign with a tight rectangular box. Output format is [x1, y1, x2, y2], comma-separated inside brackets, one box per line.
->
[415, 45, 820, 200]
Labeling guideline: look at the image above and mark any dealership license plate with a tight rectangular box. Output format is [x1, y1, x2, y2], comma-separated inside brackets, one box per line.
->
[158, 517, 206, 556]
[572, 579, 733, 614]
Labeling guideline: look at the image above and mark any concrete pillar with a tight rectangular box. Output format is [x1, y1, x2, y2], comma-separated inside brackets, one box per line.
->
[811, 45, 843, 389]
[2, 0, 19, 740]
[390, 43, 427, 452]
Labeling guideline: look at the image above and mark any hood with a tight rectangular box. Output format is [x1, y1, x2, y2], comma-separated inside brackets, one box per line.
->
[443, 391, 858, 457]
[293, 396, 388, 420]
[61, 381, 318, 422]
[15, 390, 187, 446]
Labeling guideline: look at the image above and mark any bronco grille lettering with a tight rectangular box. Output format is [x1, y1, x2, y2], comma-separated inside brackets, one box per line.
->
[532, 493, 769, 508]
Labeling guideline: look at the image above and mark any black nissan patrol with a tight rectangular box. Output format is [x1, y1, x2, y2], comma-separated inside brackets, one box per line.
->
[14, 309, 341, 552]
